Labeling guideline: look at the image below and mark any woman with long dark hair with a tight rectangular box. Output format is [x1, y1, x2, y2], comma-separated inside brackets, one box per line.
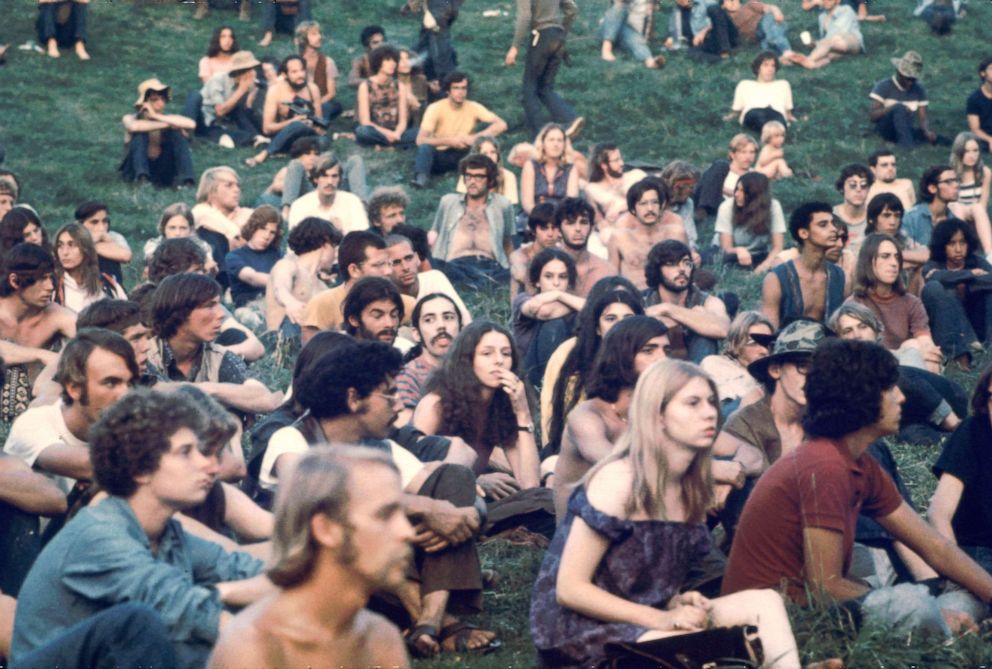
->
[713, 171, 784, 273]
[413, 321, 540, 494]
[541, 277, 643, 458]
[0, 206, 49, 259]
[53, 224, 125, 314]
[199, 26, 239, 83]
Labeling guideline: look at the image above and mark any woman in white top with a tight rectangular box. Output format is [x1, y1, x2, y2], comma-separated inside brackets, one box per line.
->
[700, 311, 773, 415]
[198, 26, 238, 84]
[727, 52, 796, 135]
[53, 223, 125, 314]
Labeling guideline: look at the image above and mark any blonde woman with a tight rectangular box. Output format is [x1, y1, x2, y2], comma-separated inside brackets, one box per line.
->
[530, 359, 806, 669]
[521, 123, 580, 217]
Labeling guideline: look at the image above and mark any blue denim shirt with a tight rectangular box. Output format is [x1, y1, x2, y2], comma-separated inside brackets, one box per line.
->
[11, 496, 263, 667]
[667, 0, 714, 48]
[902, 203, 935, 247]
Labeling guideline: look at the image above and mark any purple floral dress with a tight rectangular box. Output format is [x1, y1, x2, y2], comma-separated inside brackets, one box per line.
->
[530, 486, 711, 668]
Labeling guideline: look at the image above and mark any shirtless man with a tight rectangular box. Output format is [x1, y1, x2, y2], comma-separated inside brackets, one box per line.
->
[208, 447, 411, 669]
[509, 202, 558, 299]
[643, 240, 730, 363]
[762, 202, 848, 328]
[246, 55, 323, 168]
[552, 315, 668, 518]
[608, 178, 688, 291]
[583, 143, 647, 233]
[265, 217, 341, 336]
[0, 245, 77, 421]
[554, 197, 616, 298]
[867, 149, 916, 211]
[430, 154, 514, 287]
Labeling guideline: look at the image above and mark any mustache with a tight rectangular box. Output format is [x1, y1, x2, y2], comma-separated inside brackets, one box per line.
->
[377, 329, 397, 339]
[430, 332, 452, 345]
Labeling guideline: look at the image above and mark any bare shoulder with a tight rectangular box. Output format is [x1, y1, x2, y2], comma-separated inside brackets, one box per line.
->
[585, 458, 633, 516]
[209, 603, 274, 668]
[355, 609, 410, 669]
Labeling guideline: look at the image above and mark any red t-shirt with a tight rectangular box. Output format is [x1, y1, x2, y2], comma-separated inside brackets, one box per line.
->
[721, 437, 902, 603]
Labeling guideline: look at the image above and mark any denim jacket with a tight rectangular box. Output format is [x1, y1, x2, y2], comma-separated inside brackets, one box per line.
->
[667, 0, 714, 48]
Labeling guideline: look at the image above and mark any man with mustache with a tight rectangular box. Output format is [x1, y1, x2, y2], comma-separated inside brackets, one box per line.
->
[644, 239, 730, 363]
[342, 277, 414, 354]
[246, 55, 324, 168]
[385, 234, 471, 324]
[209, 447, 413, 669]
[396, 293, 464, 424]
[608, 178, 690, 291]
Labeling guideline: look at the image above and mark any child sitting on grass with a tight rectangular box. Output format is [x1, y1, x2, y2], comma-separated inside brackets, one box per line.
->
[756, 121, 793, 180]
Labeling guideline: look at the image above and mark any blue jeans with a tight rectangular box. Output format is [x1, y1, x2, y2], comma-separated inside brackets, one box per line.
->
[0, 502, 41, 597]
[355, 125, 418, 148]
[414, 145, 468, 176]
[921, 279, 992, 359]
[686, 331, 719, 364]
[920, 4, 957, 34]
[265, 120, 318, 157]
[962, 545, 992, 574]
[755, 12, 792, 55]
[260, 0, 312, 34]
[524, 317, 573, 388]
[522, 27, 578, 137]
[205, 101, 262, 146]
[120, 129, 195, 187]
[11, 603, 176, 669]
[875, 105, 927, 147]
[36, 1, 87, 47]
[413, 0, 460, 82]
[599, 4, 652, 62]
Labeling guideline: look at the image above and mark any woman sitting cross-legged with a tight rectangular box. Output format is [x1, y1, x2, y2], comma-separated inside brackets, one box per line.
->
[711, 171, 785, 273]
[530, 359, 816, 669]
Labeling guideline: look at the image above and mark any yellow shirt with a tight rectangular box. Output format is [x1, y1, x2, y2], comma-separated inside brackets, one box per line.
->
[302, 284, 416, 332]
[420, 99, 496, 151]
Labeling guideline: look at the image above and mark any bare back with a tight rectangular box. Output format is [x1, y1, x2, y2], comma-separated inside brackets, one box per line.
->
[553, 399, 626, 519]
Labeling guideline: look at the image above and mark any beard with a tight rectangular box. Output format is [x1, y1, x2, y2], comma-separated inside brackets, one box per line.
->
[359, 324, 397, 344]
[659, 267, 693, 293]
[606, 165, 623, 179]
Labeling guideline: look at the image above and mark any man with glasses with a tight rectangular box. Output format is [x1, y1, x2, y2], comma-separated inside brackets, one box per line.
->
[903, 165, 962, 248]
[643, 239, 729, 362]
[429, 154, 514, 289]
[302, 231, 414, 343]
[832, 164, 873, 250]
[762, 202, 848, 329]
[867, 149, 916, 211]
[869, 51, 943, 149]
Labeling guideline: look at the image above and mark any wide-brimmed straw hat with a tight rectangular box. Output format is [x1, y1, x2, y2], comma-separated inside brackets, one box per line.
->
[891, 51, 923, 79]
[134, 78, 170, 107]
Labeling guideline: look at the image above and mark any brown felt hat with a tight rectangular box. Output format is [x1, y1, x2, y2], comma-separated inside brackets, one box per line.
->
[229, 50, 261, 73]
[134, 79, 170, 107]
[891, 51, 923, 79]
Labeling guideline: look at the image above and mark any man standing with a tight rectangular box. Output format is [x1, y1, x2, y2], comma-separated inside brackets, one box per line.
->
[146, 273, 283, 416]
[200, 50, 263, 148]
[208, 447, 412, 669]
[11, 389, 270, 669]
[0, 244, 77, 422]
[762, 202, 847, 328]
[430, 155, 514, 288]
[301, 232, 415, 341]
[554, 197, 615, 298]
[120, 79, 196, 189]
[902, 165, 960, 248]
[288, 155, 369, 232]
[386, 234, 471, 322]
[397, 293, 464, 419]
[869, 51, 941, 148]
[966, 56, 992, 153]
[412, 73, 507, 189]
[723, 339, 992, 637]
[608, 178, 689, 290]
[583, 143, 647, 230]
[246, 55, 324, 168]
[866, 149, 916, 211]
[504, 0, 584, 137]
[643, 240, 729, 362]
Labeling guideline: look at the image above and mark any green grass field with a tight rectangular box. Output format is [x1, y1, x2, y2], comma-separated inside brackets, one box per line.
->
[3, 0, 992, 665]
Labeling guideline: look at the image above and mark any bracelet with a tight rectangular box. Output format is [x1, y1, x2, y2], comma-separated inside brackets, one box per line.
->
[517, 423, 534, 433]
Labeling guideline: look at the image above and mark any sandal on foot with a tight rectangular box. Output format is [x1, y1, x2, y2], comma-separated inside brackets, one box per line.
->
[439, 621, 502, 655]
[405, 624, 440, 658]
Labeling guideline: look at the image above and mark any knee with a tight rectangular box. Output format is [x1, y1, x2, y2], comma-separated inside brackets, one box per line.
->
[430, 463, 478, 505]
[445, 437, 479, 469]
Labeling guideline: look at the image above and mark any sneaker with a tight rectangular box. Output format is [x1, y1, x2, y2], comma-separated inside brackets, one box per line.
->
[565, 116, 585, 140]
[410, 173, 429, 189]
[218, 134, 235, 149]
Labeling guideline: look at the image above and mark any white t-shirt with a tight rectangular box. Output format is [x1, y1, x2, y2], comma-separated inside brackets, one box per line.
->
[258, 425, 422, 491]
[731, 79, 794, 124]
[415, 270, 473, 325]
[4, 401, 87, 496]
[287, 191, 369, 233]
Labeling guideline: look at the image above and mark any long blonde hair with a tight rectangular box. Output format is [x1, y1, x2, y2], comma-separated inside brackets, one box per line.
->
[584, 360, 716, 522]
[534, 123, 573, 165]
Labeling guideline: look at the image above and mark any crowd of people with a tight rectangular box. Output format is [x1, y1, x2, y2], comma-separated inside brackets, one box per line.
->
[1, 1, 992, 668]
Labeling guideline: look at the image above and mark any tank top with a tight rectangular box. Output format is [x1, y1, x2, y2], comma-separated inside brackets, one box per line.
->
[531, 159, 572, 205]
[958, 179, 981, 206]
[367, 78, 400, 130]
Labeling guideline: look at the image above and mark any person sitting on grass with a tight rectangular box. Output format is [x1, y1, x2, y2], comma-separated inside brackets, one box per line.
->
[198, 26, 239, 84]
[555, 198, 617, 298]
[245, 55, 324, 168]
[199, 51, 264, 149]
[143, 203, 217, 275]
[207, 447, 412, 669]
[583, 144, 648, 244]
[693, 133, 758, 223]
[513, 248, 585, 387]
[120, 79, 196, 190]
[726, 52, 796, 134]
[385, 233, 471, 323]
[929, 364, 992, 576]
[521, 123, 580, 225]
[845, 233, 942, 372]
[0, 174, 19, 220]
[723, 1, 800, 64]
[36, 0, 90, 60]
[830, 301, 967, 445]
[867, 149, 916, 211]
[225, 205, 283, 311]
[794, 0, 862, 70]
[413, 320, 542, 498]
[712, 172, 785, 273]
[723, 338, 991, 639]
[699, 310, 772, 415]
[532, 359, 809, 669]
[920, 219, 992, 369]
[552, 315, 668, 519]
[0, 207, 48, 260]
[287, 154, 369, 232]
[832, 163, 873, 251]
[966, 56, 992, 153]
[865, 193, 927, 289]
[664, 0, 739, 60]
[264, 216, 340, 340]
[356, 44, 418, 149]
[755, 121, 792, 180]
[52, 224, 126, 314]
[950, 132, 992, 241]
[868, 51, 943, 149]
[294, 21, 342, 122]
[455, 136, 519, 205]
[510, 203, 559, 299]
[599, 0, 667, 69]
[74, 201, 133, 286]
[347, 24, 385, 88]
[192, 166, 254, 280]
[802, 0, 884, 21]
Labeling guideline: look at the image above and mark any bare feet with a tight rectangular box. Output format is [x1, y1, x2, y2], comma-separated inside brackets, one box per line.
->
[47, 38, 59, 58]
[645, 54, 666, 69]
[601, 43, 616, 62]
[75, 41, 90, 61]
[244, 151, 267, 167]
[259, 32, 273, 47]
[942, 607, 979, 635]
[193, 2, 208, 19]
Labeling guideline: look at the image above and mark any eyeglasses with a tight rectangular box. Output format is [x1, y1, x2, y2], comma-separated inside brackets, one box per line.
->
[463, 173, 489, 182]
[845, 181, 870, 190]
[374, 391, 400, 403]
[938, 177, 961, 185]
